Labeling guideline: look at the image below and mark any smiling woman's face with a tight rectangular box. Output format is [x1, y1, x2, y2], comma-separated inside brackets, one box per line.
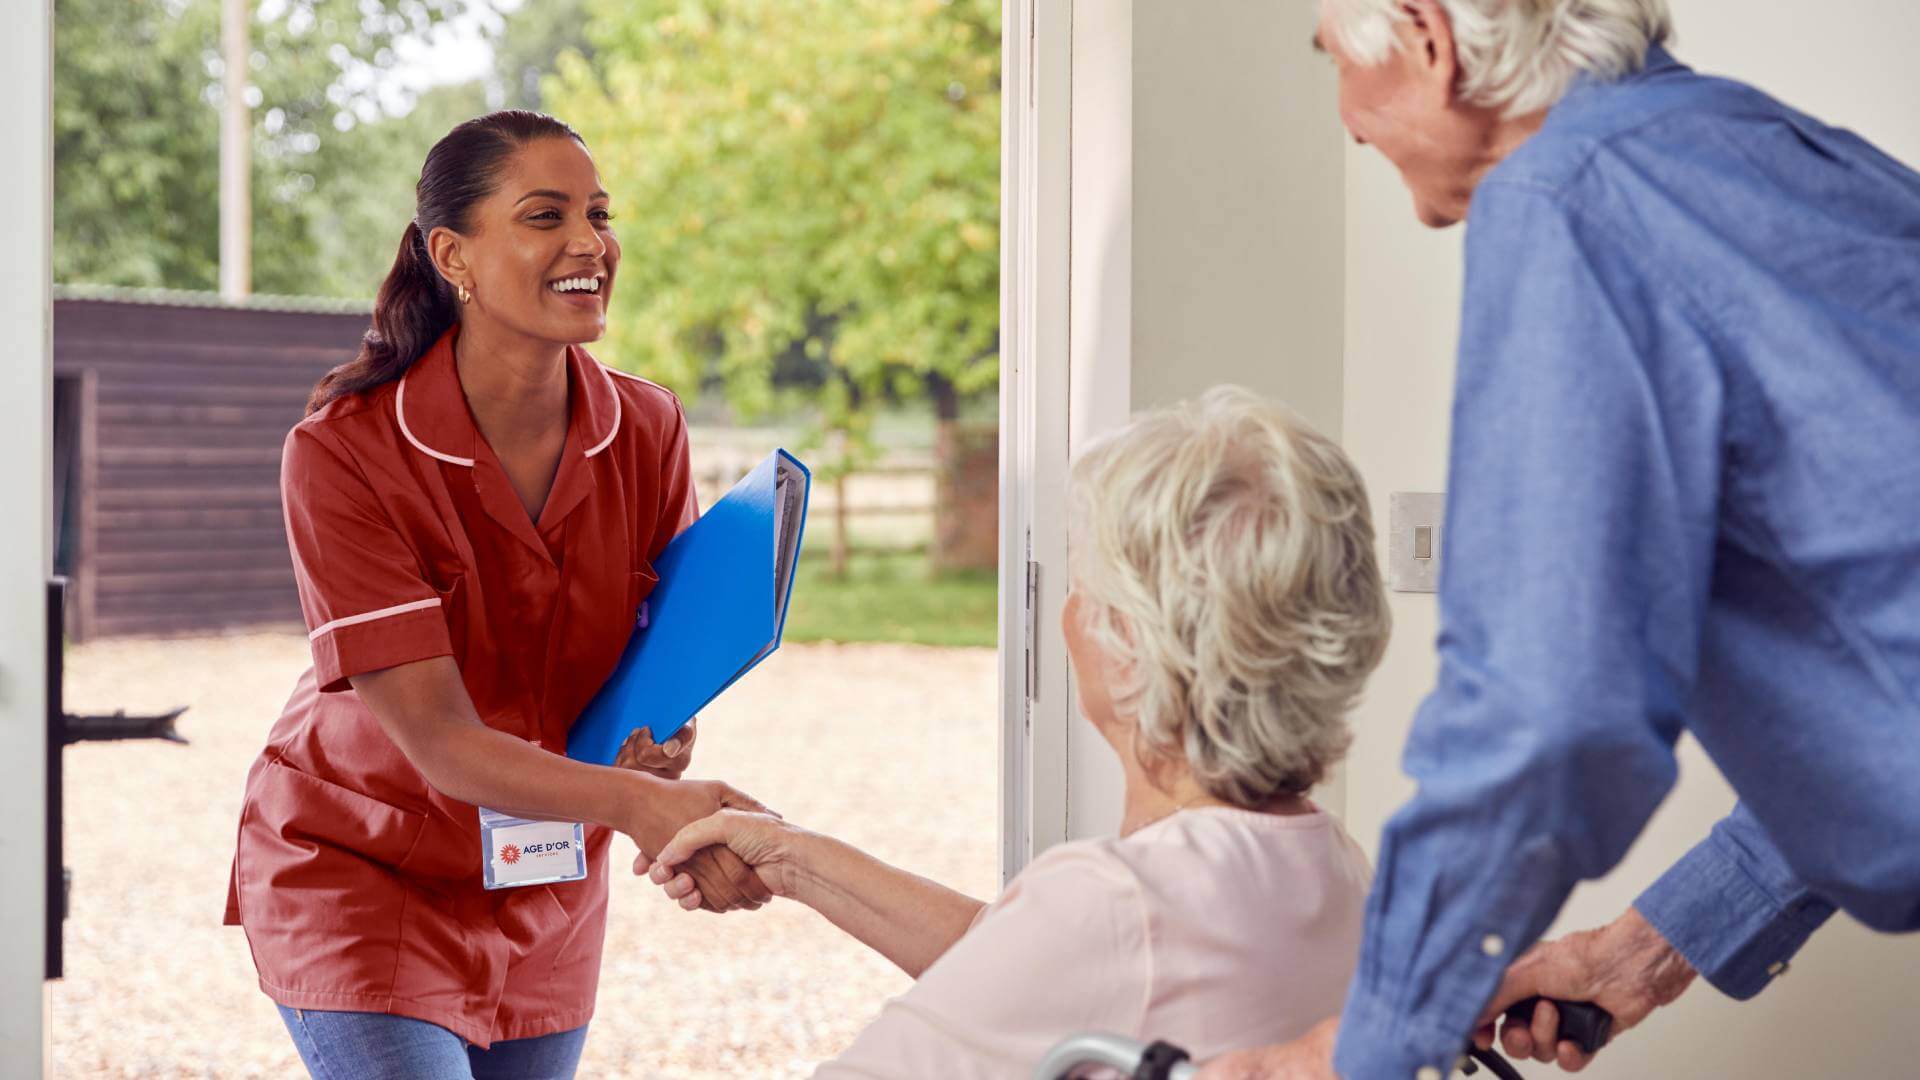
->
[436, 136, 621, 347]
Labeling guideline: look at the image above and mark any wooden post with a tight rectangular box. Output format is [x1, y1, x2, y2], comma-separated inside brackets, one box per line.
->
[831, 471, 850, 579]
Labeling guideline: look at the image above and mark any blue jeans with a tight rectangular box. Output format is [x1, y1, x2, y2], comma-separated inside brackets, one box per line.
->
[277, 1005, 588, 1080]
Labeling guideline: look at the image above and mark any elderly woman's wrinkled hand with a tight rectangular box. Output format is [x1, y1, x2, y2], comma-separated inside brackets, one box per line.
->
[638, 809, 802, 910]
[613, 719, 697, 780]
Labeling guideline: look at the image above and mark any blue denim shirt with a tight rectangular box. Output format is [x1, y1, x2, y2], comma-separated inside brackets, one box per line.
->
[1333, 45, 1920, 1080]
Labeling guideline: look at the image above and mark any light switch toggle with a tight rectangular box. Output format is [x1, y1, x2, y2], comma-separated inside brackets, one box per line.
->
[1388, 492, 1445, 593]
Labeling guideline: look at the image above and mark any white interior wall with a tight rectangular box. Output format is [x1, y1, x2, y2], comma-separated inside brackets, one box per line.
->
[1063, 0, 1347, 841]
[1062, 0, 1135, 842]
[1060, 0, 1920, 1073]
[1129, 1, 1345, 431]
[1339, 2, 1920, 1076]
[0, 1, 52, 1074]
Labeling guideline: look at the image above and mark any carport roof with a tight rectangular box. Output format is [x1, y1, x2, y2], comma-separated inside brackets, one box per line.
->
[54, 283, 373, 315]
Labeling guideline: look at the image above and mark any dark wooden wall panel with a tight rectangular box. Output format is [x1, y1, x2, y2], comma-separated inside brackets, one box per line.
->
[55, 297, 367, 639]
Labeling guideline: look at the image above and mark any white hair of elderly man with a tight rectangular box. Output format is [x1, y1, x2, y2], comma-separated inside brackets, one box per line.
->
[1322, 0, 1673, 116]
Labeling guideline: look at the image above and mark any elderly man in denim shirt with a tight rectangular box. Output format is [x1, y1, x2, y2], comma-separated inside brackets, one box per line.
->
[1197, 2, 1920, 1078]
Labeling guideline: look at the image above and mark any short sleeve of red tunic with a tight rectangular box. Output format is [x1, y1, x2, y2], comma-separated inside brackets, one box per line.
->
[281, 423, 457, 692]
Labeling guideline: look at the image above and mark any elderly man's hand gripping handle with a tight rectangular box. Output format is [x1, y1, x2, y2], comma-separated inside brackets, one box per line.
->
[1188, 910, 1684, 1080]
[1472, 907, 1698, 1072]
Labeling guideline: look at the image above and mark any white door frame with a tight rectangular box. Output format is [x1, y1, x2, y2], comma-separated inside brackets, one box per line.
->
[998, 0, 1136, 881]
[1, 0, 53, 1072]
[997, 0, 1075, 882]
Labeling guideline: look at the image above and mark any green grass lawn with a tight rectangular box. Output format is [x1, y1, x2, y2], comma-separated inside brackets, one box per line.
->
[782, 550, 998, 648]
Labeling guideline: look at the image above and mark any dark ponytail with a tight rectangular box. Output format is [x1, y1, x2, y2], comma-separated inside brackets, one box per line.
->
[307, 110, 588, 415]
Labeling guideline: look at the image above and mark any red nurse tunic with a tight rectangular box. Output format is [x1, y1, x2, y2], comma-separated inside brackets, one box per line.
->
[224, 326, 693, 1047]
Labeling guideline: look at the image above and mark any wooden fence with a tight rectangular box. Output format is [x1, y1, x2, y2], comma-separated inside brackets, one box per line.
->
[690, 454, 940, 556]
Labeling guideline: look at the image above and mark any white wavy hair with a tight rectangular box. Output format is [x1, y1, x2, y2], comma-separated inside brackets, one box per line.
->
[1322, 0, 1673, 116]
[1067, 387, 1391, 806]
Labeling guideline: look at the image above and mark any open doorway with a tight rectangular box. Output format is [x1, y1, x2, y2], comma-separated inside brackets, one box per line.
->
[40, 1, 1014, 1076]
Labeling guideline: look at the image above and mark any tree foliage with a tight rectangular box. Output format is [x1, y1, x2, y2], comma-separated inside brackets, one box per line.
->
[490, 0, 593, 110]
[546, 0, 1000, 429]
[53, 0, 1002, 458]
[54, 0, 486, 296]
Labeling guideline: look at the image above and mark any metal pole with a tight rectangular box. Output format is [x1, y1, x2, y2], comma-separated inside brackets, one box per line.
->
[219, 0, 251, 299]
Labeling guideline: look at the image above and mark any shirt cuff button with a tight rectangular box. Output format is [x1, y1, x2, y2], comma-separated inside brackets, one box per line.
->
[1481, 934, 1506, 957]
[1768, 961, 1789, 977]
[1417, 1068, 1444, 1080]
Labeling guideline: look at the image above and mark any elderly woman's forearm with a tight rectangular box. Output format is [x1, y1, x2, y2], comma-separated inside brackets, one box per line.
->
[785, 831, 985, 977]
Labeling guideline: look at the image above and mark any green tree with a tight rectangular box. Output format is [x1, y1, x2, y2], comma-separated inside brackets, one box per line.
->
[491, 0, 593, 110]
[54, 0, 488, 296]
[547, 0, 1000, 571]
[303, 79, 492, 295]
[55, 0, 223, 289]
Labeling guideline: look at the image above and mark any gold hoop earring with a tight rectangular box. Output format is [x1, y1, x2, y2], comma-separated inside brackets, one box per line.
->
[457, 283, 472, 304]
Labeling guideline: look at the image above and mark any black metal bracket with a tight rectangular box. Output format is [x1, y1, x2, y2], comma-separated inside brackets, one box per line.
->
[46, 577, 191, 982]
[61, 706, 190, 745]
[47, 579, 63, 981]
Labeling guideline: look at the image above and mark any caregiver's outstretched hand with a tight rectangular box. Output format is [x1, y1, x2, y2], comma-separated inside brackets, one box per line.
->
[612, 720, 781, 914]
[625, 781, 779, 915]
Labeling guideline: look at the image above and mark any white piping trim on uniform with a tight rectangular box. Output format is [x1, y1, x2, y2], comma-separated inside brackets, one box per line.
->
[603, 365, 671, 393]
[584, 363, 621, 458]
[308, 597, 443, 642]
[395, 377, 476, 467]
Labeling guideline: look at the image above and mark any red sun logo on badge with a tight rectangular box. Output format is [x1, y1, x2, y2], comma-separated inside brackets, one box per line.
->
[499, 843, 522, 866]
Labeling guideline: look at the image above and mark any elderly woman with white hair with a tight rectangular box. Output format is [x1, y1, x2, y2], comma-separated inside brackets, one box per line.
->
[1198, 1, 1920, 1078]
[644, 387, 1391, 1076]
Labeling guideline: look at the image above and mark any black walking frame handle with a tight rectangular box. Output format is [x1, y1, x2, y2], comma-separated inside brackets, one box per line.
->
[1034, 999, 1613, 1080]
[1462, 998, 1616, 1080]
[1500, 997, 1613, 1056]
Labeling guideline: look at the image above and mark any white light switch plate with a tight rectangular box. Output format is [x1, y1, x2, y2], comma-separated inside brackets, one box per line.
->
[1388, 492, 1445, 593]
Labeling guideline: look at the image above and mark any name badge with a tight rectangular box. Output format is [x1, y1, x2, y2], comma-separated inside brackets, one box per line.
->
[479, 807, 588, 890]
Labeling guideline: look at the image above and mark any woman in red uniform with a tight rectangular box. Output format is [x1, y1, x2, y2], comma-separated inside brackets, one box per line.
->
[224, 111, 770, 1079]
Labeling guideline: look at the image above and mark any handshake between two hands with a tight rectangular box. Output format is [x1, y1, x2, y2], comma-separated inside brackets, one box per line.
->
[612, 727, 1700, 1079]
[612, 720, 795, 916]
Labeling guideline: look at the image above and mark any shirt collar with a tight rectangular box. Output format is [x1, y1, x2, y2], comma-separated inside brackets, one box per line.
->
[1556, 40, 1687, 115]
[394, 324, 622, 469]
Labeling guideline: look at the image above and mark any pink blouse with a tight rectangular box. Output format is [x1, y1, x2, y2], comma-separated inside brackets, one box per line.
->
[819, 805, 1373, 1078]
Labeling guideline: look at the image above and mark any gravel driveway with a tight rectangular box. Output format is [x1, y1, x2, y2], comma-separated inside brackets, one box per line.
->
[49, 632, 998, 1078]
